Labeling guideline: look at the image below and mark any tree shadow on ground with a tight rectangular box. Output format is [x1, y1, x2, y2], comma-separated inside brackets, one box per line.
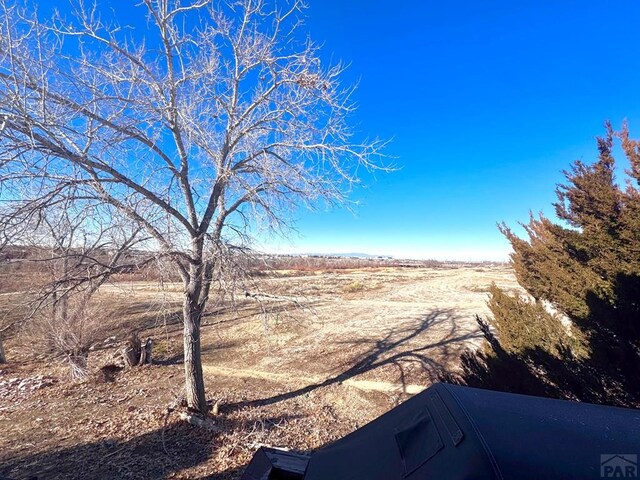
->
[154, 351, 184, 366]
[109, 300, 183, 332]
[224, 308, 481, 411]
[155, 340, 242, 366]
[440, 315, 600, 403]
[444, 275, 640, 408]
[0, 413, 301, 480]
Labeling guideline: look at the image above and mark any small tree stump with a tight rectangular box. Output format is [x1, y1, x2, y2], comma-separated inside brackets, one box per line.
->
[122, 332, 142, 367]
[121, 333, 153, 368]
[122, 346, 139, 367]
[139, 338, 153, 365]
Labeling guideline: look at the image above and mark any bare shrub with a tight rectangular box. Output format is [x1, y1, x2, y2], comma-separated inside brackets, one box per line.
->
[343, 280, 366, 293]
[21, 295, 110, 380]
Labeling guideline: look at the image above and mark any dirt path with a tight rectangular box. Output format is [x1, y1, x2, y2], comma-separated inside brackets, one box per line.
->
[0, 264, 522, 480]
[203, 364, 426, 394]
[200, 265, 521, 389]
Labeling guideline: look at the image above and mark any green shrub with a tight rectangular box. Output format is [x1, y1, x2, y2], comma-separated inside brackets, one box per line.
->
[447, 124, 640, 407]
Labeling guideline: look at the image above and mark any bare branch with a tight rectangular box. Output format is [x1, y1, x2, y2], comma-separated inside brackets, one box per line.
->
[0, 0, 388, 412]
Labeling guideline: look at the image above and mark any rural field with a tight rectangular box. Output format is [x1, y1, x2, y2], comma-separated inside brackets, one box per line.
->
[0, 0, 638, 479]
[0, 263, 519, 479]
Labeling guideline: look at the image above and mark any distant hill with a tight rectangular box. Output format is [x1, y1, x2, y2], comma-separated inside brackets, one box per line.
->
[302, 252, 393, 259]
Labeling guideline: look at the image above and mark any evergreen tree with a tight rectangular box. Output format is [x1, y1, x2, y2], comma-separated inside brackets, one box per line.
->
[448, 123, 640, 407]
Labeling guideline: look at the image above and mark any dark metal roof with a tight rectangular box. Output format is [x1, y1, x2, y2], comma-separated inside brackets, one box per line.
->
[304, 383, 640, 480]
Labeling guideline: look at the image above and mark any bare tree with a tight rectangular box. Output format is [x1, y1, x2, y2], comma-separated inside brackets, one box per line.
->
[0, 198, 147, 368]
[0, 0, 387, 413]
[10, 202, 147, 378]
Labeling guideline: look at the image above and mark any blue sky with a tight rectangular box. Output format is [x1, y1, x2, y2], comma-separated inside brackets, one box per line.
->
[263, 0, 640, 260]
[33, 0, 640, 261]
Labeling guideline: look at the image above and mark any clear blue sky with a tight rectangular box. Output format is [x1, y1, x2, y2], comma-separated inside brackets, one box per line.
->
[36, 0, 640, 260]
[264, 0, 640, 260]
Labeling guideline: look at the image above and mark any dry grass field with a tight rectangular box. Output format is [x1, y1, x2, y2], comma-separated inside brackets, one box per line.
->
[0, 263, 519, 479]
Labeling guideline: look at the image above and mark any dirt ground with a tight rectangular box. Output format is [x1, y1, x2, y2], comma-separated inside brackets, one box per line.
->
[0, 264, 519, 479]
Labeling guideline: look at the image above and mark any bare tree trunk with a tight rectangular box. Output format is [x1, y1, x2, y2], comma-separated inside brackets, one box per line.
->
[183, 290, 207, 414]
[0, 336, 6, 364]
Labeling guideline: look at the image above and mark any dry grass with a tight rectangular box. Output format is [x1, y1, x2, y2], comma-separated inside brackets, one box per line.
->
[0, 264, 520, 479]
[343, 280, 366, 293]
